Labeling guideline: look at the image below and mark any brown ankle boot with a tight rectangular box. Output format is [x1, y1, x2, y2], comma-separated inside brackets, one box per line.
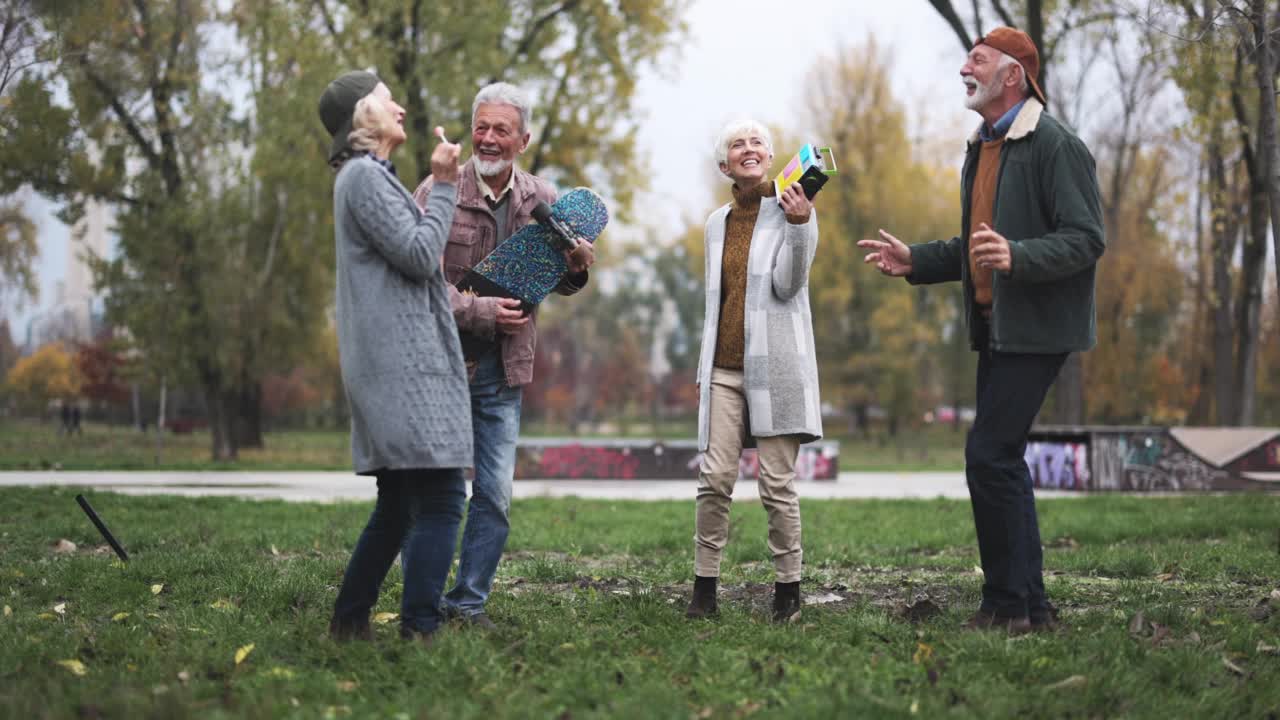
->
[685, 576, 719, 618]
[772, 581, 801, 623]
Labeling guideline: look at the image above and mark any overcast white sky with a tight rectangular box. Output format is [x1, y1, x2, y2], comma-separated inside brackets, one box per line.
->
[9, 0, 973, 337]
[632, 0, 970, 227]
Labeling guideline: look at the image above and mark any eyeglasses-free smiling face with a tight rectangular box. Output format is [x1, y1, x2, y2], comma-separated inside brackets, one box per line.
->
[720, 134, 772, 186]
[471, 103, 530, 178]
[960, 44, 1020, 112]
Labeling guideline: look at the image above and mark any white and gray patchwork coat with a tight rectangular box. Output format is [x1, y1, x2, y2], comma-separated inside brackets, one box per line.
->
[695, 198, 823, 452]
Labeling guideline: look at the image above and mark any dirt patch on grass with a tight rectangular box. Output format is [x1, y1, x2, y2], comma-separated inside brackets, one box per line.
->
[496, 553, 1276, 622]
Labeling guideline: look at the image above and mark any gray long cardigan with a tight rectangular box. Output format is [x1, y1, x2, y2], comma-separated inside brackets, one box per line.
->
[695, 198, 823, 452]
[334, 155, 473, 474]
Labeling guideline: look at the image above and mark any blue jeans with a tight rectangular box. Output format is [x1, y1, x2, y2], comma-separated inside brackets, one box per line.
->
[444, 350, 522, 616]
[332, 469, 466, 634]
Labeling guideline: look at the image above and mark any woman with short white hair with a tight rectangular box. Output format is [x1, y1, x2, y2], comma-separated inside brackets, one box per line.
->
[686, 119, 823, 623]
[318, 70, 468, 643]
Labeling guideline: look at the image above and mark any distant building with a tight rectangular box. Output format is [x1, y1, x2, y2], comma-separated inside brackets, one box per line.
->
[23, 197, 111, 350]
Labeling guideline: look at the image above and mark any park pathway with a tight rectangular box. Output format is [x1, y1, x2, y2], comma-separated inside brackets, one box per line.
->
[0, 470, 1096, 502]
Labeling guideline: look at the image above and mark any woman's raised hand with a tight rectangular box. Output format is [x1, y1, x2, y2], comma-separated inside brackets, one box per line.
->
[430, 126, 461, 184]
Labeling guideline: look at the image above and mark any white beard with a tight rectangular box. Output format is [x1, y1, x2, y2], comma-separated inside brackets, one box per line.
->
[963, 75, 1001, 111]
[474, 155, 512, 178]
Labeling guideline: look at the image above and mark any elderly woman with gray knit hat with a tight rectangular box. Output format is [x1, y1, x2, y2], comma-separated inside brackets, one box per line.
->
[686, 119, 822, 623]
[318, 70, 468, 643]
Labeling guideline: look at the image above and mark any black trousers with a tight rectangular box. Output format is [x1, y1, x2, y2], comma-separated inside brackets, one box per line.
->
[966, 323, 1067, 619]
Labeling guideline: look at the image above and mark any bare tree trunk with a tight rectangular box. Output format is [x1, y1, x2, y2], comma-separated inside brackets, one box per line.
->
[235, 378, 264, 449]
[1189, 157, 1213, 424]
[1253, 0, 1280, 314]
[1208, 125, 1240, 425]
[1236, 187, 1266, 425]
[1052, 354, 1084, 424]
[199, 363, 238, 461]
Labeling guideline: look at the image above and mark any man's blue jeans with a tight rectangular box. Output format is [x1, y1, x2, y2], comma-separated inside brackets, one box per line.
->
[331, 469, 466, 635]
[444, 350, 522, 617]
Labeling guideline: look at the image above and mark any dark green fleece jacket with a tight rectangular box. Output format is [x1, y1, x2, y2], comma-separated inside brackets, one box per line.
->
[908, 99, 1105, 354]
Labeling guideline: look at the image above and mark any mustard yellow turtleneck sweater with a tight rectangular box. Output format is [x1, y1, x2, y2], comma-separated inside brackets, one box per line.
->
[713, 180, 775, 370]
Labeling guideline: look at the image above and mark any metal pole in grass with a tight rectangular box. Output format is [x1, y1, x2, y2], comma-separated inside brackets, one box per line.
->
[75, 494, 129, 563]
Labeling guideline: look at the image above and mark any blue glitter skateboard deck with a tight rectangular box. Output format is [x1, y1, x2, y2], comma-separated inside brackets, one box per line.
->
[455, 187, 607, 360]
[456, 187, 608, 309]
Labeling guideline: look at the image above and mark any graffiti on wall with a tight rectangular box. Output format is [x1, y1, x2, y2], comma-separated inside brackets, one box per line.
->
[529, 446, 643, 480]
[514, 442, 839, 481]
[1025, 442, 1090, 490]
[685, 446, 838, 483]
[1092, 433, 1227, 491]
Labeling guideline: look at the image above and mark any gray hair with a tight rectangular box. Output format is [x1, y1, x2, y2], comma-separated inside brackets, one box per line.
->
[996, 52, 1030, 96]
[713, 118, 773, 167]
[472, 82, 533, 134]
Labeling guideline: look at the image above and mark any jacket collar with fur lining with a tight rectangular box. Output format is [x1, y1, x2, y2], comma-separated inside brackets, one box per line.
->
[967, 97, 1044, 146]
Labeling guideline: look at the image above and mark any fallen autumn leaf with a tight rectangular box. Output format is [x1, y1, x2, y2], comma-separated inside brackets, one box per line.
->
[1046, 675, 1087, 691]
[1222, 656, 1247, 676]
[235, 643, 255, 665]
[57, 659, 87, 676]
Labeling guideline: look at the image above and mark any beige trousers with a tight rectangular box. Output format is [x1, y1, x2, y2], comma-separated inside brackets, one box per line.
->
[695, 367, 803, 582]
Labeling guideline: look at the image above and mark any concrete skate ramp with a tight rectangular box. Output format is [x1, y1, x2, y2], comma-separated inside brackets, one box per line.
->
[1169, 428, 1280, 468]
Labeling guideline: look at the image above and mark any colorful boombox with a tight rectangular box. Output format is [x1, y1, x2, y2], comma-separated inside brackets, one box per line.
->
[773, 144, 838, 201]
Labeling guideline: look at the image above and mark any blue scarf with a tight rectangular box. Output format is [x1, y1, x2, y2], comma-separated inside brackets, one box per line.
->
[366, 152, 396, 177]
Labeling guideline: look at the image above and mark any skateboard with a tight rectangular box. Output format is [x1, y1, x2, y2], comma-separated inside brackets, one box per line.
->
[455, 187, 608, 358]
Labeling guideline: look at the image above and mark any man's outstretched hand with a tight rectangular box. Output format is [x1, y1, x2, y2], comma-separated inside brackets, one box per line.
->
[857, 229, 913, 277]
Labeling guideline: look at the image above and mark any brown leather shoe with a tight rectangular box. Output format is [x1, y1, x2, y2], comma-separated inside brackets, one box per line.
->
[1030, 603, 1061, 632]
[399, 625, 438, 647]
[961, 610, 1032, 635]
[685, 576, 719, 619]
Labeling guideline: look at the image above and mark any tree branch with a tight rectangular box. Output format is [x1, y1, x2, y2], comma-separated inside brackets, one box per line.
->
[32, 177, 148, 208]
[1231, 48, 1258, 180]
[927, 0, 974, 52]
[487, 0, 581, 85]
[990, 0, 1017, 28]
[528, 41, 578, 175]
[252, 189, 287, 295]
[312, 0, 357, 68]
[79, 60, 162, 171]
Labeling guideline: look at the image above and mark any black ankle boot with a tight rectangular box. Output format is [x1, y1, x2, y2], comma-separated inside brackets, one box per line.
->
[772, 581, 801, 623]
[685, 575, 719, 618]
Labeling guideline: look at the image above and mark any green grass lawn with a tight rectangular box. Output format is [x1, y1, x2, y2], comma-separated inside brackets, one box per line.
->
[1, 487, 1278, 718]
[0, 418, 964, 472]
